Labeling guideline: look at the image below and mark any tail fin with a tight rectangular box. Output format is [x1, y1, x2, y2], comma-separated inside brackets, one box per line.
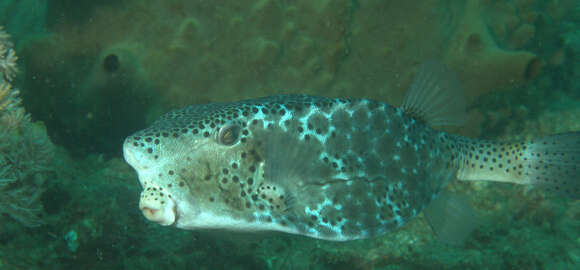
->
[452, 132, 580, 199]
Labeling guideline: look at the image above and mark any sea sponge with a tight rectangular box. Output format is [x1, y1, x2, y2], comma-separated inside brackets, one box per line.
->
[444, 0, 540, 103]
[18, 0, 552, 152]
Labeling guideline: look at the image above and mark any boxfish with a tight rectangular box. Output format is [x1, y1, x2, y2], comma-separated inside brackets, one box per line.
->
[123, 62, 579, 241]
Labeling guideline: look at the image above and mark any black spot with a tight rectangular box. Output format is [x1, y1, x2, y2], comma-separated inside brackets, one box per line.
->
[103, 54, 120, 72]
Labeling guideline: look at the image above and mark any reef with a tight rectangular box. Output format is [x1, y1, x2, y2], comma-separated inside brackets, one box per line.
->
[0, 0, 579, 269]
[0, 26, 55, 228]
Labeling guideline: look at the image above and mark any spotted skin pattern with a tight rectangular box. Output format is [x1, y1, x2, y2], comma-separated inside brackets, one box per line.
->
[123, 94, 462, 241]
[123, 94, 580, 241]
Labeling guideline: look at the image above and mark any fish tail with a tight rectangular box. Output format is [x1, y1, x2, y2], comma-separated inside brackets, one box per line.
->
[451, 132, 580, 198]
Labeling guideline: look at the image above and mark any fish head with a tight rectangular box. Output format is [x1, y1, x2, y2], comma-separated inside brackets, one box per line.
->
[123, 103, 261, 230]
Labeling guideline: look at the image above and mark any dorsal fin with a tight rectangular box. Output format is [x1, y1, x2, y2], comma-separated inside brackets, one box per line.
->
[401, 62, 467, 126]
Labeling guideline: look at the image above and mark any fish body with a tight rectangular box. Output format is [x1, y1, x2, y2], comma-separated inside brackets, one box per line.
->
[124, 95, 456, 240]
[123, 64, 579, 241]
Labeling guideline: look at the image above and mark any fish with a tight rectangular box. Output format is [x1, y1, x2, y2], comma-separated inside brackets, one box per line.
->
[122, 62, 580, 241]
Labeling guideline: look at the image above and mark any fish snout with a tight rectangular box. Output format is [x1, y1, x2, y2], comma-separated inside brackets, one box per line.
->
[139, 188, 177, 226]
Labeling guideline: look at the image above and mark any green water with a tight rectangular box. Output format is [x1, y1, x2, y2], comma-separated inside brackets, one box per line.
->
[0, 0, 579, 269]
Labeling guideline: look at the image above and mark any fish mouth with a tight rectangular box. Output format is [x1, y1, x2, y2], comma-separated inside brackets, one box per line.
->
[138, 189, 178, 226]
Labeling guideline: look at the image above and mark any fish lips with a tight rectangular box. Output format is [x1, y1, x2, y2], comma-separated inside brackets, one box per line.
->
[138, 188, 178, 226]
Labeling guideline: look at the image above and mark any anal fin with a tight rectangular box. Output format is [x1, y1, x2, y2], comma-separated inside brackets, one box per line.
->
[423, 191, 484, 246]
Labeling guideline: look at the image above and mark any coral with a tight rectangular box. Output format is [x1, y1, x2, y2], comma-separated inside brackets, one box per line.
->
[0, 26, 18, 82]
[0, 78, 20, 112]
[0, 26, 54, 227]
[0, 26, 20, 114]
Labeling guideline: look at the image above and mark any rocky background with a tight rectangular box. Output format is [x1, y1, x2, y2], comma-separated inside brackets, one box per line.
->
[0, 0, 579, 269]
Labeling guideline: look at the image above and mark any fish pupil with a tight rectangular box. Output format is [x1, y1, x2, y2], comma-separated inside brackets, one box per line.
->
[217, 124, 240, 145]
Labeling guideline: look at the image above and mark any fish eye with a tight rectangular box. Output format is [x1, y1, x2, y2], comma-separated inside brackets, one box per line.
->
[217, 123, 240, 146]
